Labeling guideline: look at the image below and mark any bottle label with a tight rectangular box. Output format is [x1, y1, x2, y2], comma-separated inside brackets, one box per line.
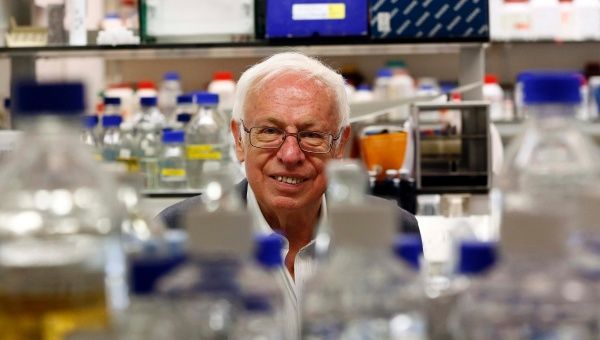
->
[161, 168, 186, 177]
[119, 149, 131, 159]
[186, 145, 222, 160]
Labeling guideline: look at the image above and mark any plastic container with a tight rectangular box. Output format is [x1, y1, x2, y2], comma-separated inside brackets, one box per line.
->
[154, 166, 287, 338]
[373, 68, 392, 101]
[530, 0, 560, 40]
[207, 71, 236, 114]
[0, 82, 126, 338]
[185, 92, 228, 189]
[101, 114, 123, 161]
[104, 96, 122, 116]
[483, 74, 506, 121]
[138, 122, 161, 190]
[158, 71, 182, 120]
[159, 130, 187, 190]
[501, 0, 531, 40]
[133, 96, 166, 129]
[352, 84, 375, 103]
[303, 160, 426, 339]
[573, 0, 600, 40]
[464, 73, 600, 338]
[81, 115, 100, 159]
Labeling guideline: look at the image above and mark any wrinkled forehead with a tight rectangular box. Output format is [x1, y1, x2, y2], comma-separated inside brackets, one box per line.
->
[244, 71, 339, 124]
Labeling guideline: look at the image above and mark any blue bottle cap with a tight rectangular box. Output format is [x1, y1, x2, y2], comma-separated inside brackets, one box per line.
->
[357, 84, 371, 91]
[162, 130, 185, 143]
[140, 96, 158, 107]
[177, 94, 193, 104]
[129, 252, 186, 295]
[194, 92, 219, 105]
[458, 241, 497, 275]
[393, 235, 423, 270]
[243, 294, 272, 312]
[516, 71, 538, 84]
[104, 96, 121, 105]
[176, 113, 192, 123]
[523, 72, 582, 105]
[14, 82, 85, 114]
[255, 234, 284, 268]
[83, 115, 99, 128]
[377, 68, 393, 78]
[3, 98, 9, 109]
[102, 114, 122, 128]
[164, 71, 180, 81]
[162, 127, 173, 134]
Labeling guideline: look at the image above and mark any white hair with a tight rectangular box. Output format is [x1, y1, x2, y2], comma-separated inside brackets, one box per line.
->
[232, 52, 350, 129]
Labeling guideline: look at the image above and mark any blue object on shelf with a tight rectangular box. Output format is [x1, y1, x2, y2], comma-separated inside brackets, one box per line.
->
[266, 0, 369, 38]
[370, 0, 489, 41]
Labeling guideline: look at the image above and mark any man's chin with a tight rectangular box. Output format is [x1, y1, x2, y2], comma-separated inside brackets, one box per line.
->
[270, 196, 304, 210]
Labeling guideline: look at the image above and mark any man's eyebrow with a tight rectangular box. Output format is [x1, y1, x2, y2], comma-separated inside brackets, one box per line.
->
[255, 117, 328, 131]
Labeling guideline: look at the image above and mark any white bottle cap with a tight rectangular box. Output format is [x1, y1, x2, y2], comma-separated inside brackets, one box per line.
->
[184, 209, 253, 257]
[330, 203, 397, 249]
[501, 209, 567, 259]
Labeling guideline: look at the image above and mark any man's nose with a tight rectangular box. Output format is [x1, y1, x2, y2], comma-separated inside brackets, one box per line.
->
[277, 135, 305, 165]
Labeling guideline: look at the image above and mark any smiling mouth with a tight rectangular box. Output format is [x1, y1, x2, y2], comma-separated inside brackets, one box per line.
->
[271, 175, 307, 185]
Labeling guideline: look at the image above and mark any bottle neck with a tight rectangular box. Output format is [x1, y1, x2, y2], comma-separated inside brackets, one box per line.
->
[528, 104, 578, 130]
[141, 105, 156, 115]
[197, 105, 218, 117]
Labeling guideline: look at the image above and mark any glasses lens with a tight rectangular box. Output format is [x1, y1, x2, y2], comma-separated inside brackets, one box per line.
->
[299, 131, 331, 153]
[251, 127, 284, 148]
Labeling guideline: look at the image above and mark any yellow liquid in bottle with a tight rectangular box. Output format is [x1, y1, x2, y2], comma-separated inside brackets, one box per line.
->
[0, 289, 108, 340]
[0, 236, 116, 340]
[117, 157, 141, 173]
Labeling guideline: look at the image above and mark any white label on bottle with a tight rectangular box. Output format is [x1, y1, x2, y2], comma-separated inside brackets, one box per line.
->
[377, 12, 392, 33]
[119, 149, 131, 159]
[292, 3, 346, 21]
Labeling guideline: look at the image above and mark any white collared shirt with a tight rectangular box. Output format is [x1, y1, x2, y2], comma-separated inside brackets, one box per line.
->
[246, 184, 328, 338]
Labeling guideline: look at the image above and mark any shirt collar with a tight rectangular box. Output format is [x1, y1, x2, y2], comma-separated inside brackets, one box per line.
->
[246, 183, 328, 244]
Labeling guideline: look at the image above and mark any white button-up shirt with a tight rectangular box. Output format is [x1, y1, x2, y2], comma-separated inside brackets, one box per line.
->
[246, 185, 328, 338]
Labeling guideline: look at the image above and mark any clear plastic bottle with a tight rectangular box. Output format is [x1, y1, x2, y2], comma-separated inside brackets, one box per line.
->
[304, 160, 427, 339]
[101, 114, 123, 162]
[133, 96, 166, 129]
[154, 166, 286, 339]
[158, 71, 182, 121]
[483, 74, 506, 122]
[388, 60, 416, 120]
[117, 122, 141, 173]
[373, 68, 392, 101]
[352, 84, 375, 103]
[81, 115, 100, 159]
[459, 73, 600, 339]
[231, 233, 290, 339]
[207, 71, 236, 114]
[138, 122, 160, 190]
[185, 92, 228, 189]
[117, 228, 187, 340]
[175, 112, 192, 127]
[0, 82, 127, 339]
[159, 130, 187, 190]
[174, 94, 195, 124]
[104, 96, 122, 116]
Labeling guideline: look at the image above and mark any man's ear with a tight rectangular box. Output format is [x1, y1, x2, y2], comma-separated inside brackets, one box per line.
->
[231, 119, 245, 162]
[334, 125, 352, 159]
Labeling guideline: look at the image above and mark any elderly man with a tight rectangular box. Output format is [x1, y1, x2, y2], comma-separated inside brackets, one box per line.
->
[159, 52, 418, 281]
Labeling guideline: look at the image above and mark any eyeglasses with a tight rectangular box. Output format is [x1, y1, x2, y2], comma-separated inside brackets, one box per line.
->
[240, 120, 342, 154]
